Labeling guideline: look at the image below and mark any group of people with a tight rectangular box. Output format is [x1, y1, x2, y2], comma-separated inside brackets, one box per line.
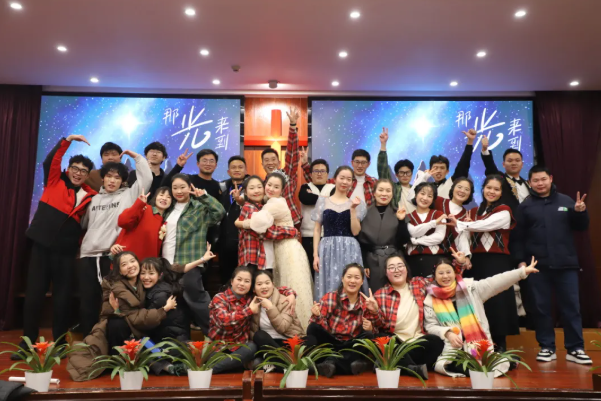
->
[20, 106, 592, 381]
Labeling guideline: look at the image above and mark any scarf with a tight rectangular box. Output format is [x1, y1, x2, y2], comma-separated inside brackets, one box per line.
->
[428, 276, 487, 344]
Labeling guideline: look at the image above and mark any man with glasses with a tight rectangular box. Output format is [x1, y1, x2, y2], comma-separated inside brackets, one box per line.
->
[162, 148, 221, 199]
[127, 141, 168, 198]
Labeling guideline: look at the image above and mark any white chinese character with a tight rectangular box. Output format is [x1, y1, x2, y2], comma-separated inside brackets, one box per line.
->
[171, 106, 213, 149]
[508, 136, 522, 151]
[215, 134, 229, 150]
[216, 116, 229, 135]
[472, 108, 506, 152]
[508, 119, 522, 136]
[163, 108, 179, 125]
[455, 111, 472, 127]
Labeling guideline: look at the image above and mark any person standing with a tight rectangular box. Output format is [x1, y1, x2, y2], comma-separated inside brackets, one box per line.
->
[85, 142, 124, 192]
[162, 148, 221, 199]
[127, 141, 168, 199]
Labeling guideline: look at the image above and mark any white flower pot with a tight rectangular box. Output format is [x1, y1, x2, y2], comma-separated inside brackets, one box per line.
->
[188, 369, 213, 389]
[119, 371, 144, 390]
[469, 370, 495, 389]
[375, 368, 400, 389]
[285, 369, 309, 388]
[25, 371, 53, 392]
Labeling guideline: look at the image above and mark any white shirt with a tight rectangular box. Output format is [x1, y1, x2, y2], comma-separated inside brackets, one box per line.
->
[394, 284, 422, 341]
[259, 305, 286, 340]
[413, 171, 453, 199]
[516, 181, 530, 203]
[264, 240, 275, 270]
[75, 187, 87, 207]
[162, 202, 187, 264]
[351, 175, 366, 204]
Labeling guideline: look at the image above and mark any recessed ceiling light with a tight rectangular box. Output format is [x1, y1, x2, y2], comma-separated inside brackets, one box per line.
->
[515, 10, 527, 18]
[332, 81, 340, 87]
[90, 77, 99, 83]
[212, 79, 220, 85]
[350, 10, 360, 19]
[450, 81, 458, 87]
[57, 45, 67, 52]
[476, 51, 487, 58]
[338, 51, 348, 58]
[199, 49, 209, 56]
[10, 2, 22, 9]
[570, 80, 579, 87]
[185, 8, 196, 16]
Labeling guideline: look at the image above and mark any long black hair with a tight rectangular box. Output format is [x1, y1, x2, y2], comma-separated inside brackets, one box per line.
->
[384, 253, 413, 283]
[335, 263, 365, 310]
[139, 257, 183, 296]
[106, 251, 140, 284]
[477, 174, 505, 216]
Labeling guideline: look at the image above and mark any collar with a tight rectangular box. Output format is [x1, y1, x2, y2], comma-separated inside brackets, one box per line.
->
[433, 178, 447, 187]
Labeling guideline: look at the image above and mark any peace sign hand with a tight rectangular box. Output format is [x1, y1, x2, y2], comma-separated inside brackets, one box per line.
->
[286, 106, 300, 125]
[189, 184, 206, 198]
[299, 146, 308, 165]
[396, 204, 407, 220]
[524, 256, 540, 276]
[138, 188, 151, 204]
[360, 289, 379, 313]
[203, 242, 216, 262]
[177, 148, 194, 167]
[575, 192, 587, 212]
[66, 134, 91, 146]
[379, 127, 389, 147]
[449, 246, 467, 265]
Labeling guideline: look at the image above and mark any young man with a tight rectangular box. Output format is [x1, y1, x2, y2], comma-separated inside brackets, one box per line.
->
[377, 127, 416, 213]
[162, 148, 221, 199]
[298, 159, 335, 278]
[127, 141, 167, 198]
[78, 150, 152, 336]
[85, 142, 123, 192]
[413, 129, 477, 199]
[513, 166, 591, 365]
[20, 135, 96, 350]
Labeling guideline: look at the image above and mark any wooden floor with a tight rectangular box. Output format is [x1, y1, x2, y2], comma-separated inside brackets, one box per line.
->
[1, 329, 599, 392]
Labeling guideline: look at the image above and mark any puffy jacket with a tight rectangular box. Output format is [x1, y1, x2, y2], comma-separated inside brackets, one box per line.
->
[145, 281, 190, 341]
[250, 287, 304, 339]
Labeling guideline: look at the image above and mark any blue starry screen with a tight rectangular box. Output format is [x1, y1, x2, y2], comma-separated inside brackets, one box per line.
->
[311, 99, 534, 205]
[30, 95, 241, 220]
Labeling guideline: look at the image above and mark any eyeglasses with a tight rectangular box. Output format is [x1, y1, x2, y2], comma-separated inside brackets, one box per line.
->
[69, 166, 90, 176]
[312, 169, 327, 174]
[386, 265, 406, 272]
[353, 160, 369, 166]
[200, 159, 217, 165]
[397, 171, 412, 177]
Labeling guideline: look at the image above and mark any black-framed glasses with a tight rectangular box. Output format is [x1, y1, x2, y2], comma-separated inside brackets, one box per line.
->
[353, 160, 369, 166]
[386, 265, 406, 272]
[397, 171, 412, 177]
[69, 166, 90, 176]
[312, 169, 327, 174]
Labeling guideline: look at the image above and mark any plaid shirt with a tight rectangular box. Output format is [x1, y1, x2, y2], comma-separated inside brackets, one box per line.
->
[310, 291, 379, 341]
[167, 194, 225, 265]
[283, 126, 302, 228]
[371, 278, 432, 335]
[302, 163, 377, 206]
[238, 202, 298, 269]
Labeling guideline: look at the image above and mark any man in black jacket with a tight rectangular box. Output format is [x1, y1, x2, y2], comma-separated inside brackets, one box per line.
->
[513, 165, 591, 365]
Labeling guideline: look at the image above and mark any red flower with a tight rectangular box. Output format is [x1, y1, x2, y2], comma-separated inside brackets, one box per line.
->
[473, 339, 492, 360]
[373, 336, 390, 356]
[121, 339, 142, 361]
[34, 341, 54, 366]
[283, 336, 304, 364]
[188, 341, 207, 367]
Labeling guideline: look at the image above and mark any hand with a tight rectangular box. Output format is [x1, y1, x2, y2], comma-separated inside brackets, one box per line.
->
[449, 246, 467, 265]
[464, 215, 473, 222]
[360, 289, 379, 313]
[110, 244, 126, 255]
[120, 150, 138, 159]
[202, 242, 216, 262]
[66, 135, 91, 146]
[138, 188, 150, 204]
[299, 146, 308, 165]
[313, 255, 320, 272]
[435, 213, 448, 225]
[230, 187, 244, 204]
[189, 184, 206, 197]
[286, 106, 300, 125]
[281, 294, 296, 316]
[350, 197, 361, 210]
[248, 296, 261, 314]
[481, 135, 489, 152]
[164, 295, 177, 312]
[445, 331, 463, 348]
[445, 214, 458, 227]
[575, 191, 587, 212]
[311, 301, 321, 317]
[462, 128, 478, 145]
[365, 268, 370, 278]
[524, 256, 539, 276]
[258, 297, 274, 310]
[464, 258, 473, 270]
[362, 319, 373, 332]
[379, 127, 389, 150]
[396, 205, 406, 220]
[176, 148, 194, 167]
[109, 292, 119, 311]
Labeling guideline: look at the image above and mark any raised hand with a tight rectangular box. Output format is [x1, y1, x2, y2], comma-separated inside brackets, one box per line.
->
[164, 295, 178, 312]
[396, 204, 407, 220]
[311, 301, 322, 317]
[435, 213, 448, 225]
[286, 106, 300, 125]
[525, 256, 539, 276]
[177, 148, 194, 167]
[362, 319, 373, 332]
[110, 244, 126, 255]
[575, 191, 587, 212]
[258, 297, 274, 311]
[109, 292, 119, 311]
[449, 246, 467, 265]
[299, 146, 308, 165]
[138, 188, 150, 204]
[203, 242, 216, 263]
[189, 184, 206, 197]
[462, 128, 478, 145]
[120, 149, 138, 159]
[281, 294, 296, 315]
[350, 197, 361, 210]
[249, 296, 261, 314]
[360, 289, 379, 313]
[481, 135, 489, 152]
[379, 127, 389, 149]
[66, 134, 91, 146]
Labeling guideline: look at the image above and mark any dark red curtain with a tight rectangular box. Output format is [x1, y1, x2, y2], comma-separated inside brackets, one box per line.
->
[0, 85, 42, 330]
[536, 91, 601, 328]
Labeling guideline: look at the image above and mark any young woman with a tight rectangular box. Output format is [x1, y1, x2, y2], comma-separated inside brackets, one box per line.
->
[111, 186, 172, 260]
[307, 264, 377, 378]
[447, 174, 517, 351]
[312, 166, 367, 300]
[358, 179, 411, 293]
[406, 182, 447, 277]
[424, 256, 539, 377]
[208, 266, 297, 373]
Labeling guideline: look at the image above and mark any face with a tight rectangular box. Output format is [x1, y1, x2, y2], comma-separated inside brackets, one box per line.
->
[375, 182, 393, 206]
[415, 187, 434, 209]
[154, 190, 172, 211]
[396, 167, 412, 186]
[103, 170, 123, 193]
[483, 179, 502, 203]
[335, 169, 353, 193]
[352, 156, 370, 176]
[529, 172, 553, 196]
[262, 152, 280, 174]
[67, 162, 90, 186]
[197, 154, 217, 175]
[265, 177, 283, 199]
[119, 254, 140, 281]
[140, 266, 160, 289]
[342, 267, 364, 295]
[254, 273, 275, 298]
[386, 257, 408, 287]
[171, 178, 191, 203]
[228, 160, 247, 181]
[452, 180, 472, 204]
[311, 164, 328, 185]
[435, 264, 456, 287]
[146, 149, 165, 166]
[231, 271, 252, 296]
[502, 153, 524, 176]
[102, 150, 121, 165]
[246, 178, 264, 203]
[430, 162, 449, 182]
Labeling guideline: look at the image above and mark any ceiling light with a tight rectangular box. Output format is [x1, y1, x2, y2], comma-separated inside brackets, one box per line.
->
[185, 8, 196, 16]
[338, 51, 348, 58]
[10, 2, 22, 10]
[199, 49, 209, 56]
[570, 81, 579, 87]
[515, 10, 527, 18]
[57, 45, 67, 52]
[332, 81, 340, 87]
[476, 51, 487, 58]
[450, 81, 458, 87]
[212, 79, 220, 85]
[350, 11, 360, 19]
[90, 77, 99, 83]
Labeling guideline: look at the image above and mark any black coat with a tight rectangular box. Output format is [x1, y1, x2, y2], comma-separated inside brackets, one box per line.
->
[145, 281, 190, 341]
[217, 177, 248, 249]
[512, 186, 589, 269]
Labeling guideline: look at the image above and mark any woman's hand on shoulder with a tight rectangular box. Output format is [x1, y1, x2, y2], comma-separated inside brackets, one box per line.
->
[163, 295, 177, 312]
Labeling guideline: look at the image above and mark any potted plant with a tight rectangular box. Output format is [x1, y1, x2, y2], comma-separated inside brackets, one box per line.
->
[442, 339, 530, 389]
[89, 338, 167, 390]
[346, 336, 427, 388]
[254, 335, 341, 388]
[589, 334, 601, 390]
[162, 338, 245, 389]
[0, 334, 87, 392]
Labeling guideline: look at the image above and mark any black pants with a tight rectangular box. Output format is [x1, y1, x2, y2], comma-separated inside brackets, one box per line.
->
[375, 333, 444, 370]
[79, 256, 112, 337]
[307, 323, 373, 375]
[219, 242, 240, 284]
[23, 243, 77, 343]
[182, 267, 211, 335]
[301, 237, 316, 280]
[106, 317, 132, 355]
[253, 330, 318, 354]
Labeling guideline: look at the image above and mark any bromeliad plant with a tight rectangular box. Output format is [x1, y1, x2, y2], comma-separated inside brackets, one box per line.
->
[162, 338, 245, 371]
[254, 335, 341, 388]
[89, 338, 168, 380]
[589, 332, 601, 372]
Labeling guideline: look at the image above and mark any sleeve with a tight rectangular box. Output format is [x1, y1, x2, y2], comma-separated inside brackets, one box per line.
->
[456, 210, 511, 234]
[355, 200, 367, 221]
[239, 203, 252, 221]
[264, 225, 298, 240]
[568, 199, 590, 231]
[248, 209, 275, 234]
[127, 154, 153, 206]
[277, 286, 297, 297]
[301, 161, 312, 183]
[44, 138, 70, 187]
[370, 291, 388, 331]
[284, 126, 299, 190]
[117, 198, 146, 230]
[209, 295, 253, 330]
[197, 193, 227, 226]
[455, 230, 472, 256]
[481, 150, 500, 176]
[161, 164, 183, 187]
[308, 294, 331, 327]
[145, 289, 171, 310]
[311, 196, 326, 223]
[423, 300, 452, 340]
[473, 267, 527, 302]
[81, 208, 90, 229]
[377, 150, 394, 181]
[451, 144, 474, 181]
[411, 223, 445, 246]
[118, 298, 167, 331]
[299, 184, 319, 206]
[408, 220, 438, 238]
[395, 219, 411, 247]
[169, 264, 186, 274]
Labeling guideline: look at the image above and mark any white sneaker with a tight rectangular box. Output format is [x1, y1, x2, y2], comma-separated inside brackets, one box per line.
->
[566, 350, 592, 365]
[263, 364, 276, 373]
[536, 349, 557, 362]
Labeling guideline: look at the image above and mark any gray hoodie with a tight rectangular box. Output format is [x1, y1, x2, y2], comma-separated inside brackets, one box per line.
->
[80, 154, 152, 257]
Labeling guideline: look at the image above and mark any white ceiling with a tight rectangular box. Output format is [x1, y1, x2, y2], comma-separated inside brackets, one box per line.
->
[1, 0, 600, 94]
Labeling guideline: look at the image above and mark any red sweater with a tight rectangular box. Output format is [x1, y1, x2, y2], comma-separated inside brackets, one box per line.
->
[115, 199, 165, 261]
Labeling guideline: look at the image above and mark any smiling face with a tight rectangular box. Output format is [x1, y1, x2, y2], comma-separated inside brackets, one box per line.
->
[334, 169, 353, 193]
[103, 170, 123, 193]
[198, 154, 217, 175]
[154, 189, 172, 211]
[171, 178, 191, 203]
[396, 166, 413, 186]
[231, 271, 252, 296]
[342, 267, 364, 296]
[254, 273, 275, 298]
[67, 162, 90, 186]
[415, 186, 434, 209]
[435, 263, 456, 287]
[140, 265, 160, 289]
[245, 178, 264, 203]
[452, 179, 472, 205]
[483, 179, 502, 204]
[503, 152, 523, 176]
[228, 160, 247, 181]
[262, 152, 280, 174]
[118, 254, 140, 281]
[430, 162, 449, 182]
[265, 176, 283, 199]
[386, 256, 408, 287]
[352, 156, 370, 176]
[529, 172, 553, 197]
[375, 182, 393, 206]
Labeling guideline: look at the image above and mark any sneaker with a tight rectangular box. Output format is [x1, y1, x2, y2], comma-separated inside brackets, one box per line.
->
[350, 360, 368, 375]
[263, 364, 276, 374]
[566, 350, 592, 365]
[407, 364, 428, 380]
[536, 349, 557, 362]
[316, 361, 336, 378]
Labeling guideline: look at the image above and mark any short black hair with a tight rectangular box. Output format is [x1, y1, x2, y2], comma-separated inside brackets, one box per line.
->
[196, 149, 218, 163]
[503, 148, 523, 161]
[100, 142, 123, 158]
[100, 162, 129, 181]
[528, 165, 552, 180]
[311, 158, 330, 173]
[411, 182, 438, 208]
[261, 148, 279, 160]
[394, 159, 414, 175]
[171, 173, 192, 187]
[144, 141, 168, 158]
[68, 155, 94, 172]
[351, 149, 371, 163]
[429, 155, 449, 170]
[228, 155, 246, 167]
[449, 177, 474, 205]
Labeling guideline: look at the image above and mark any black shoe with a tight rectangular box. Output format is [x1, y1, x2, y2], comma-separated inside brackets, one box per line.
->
[407, 364, 428, 380]
[316, 361, 336, 378]
[10, 341, 28, 361]
[167, 362, 187, 376]
[351, 360, 368, 375]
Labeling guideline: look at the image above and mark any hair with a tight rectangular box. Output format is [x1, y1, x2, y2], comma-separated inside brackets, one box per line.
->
[196, 148, 218, 163]
[100, 162, 129, 181]
[333, 165, 354, 180]
[241, 175, 264, 205]
[351, 149, 371, 163]
[261, 148, 279, 161]
[106, 251, 140, 284]
[394, 159, 414, 175]
[411, 182, 438, 209]
[144, 141, 168, 158]
[311, 158, 330, 173]
[68, 155, 94, 172]
[100, 142, 123, 158]
[384, 253, 412, 283]
[503, 148, 523, 161]
[220, 266, 255, 293]
[140, 257, 183, 296]
[170, 173, 192, 187]
[432, 257, 455, 279]
[429, 155, 450, 170]
[228, 155, 246, 167]
[335, 263, 365, 310]
[253, 270, 274, 291]
[528, 165, 552, 180]
[448, 177, 474, 205]
[149, 186, 172, 208]
[477, 174, 505, 215]
[265, 171, 287, 191]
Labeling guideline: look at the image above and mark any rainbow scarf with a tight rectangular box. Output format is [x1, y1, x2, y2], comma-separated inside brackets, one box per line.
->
[428, 276, 487, 344]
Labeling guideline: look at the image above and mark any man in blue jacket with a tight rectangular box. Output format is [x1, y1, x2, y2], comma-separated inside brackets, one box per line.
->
[513, 165, 590, 365]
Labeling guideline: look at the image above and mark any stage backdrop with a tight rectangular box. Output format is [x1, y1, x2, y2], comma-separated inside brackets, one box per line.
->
[311, 99, 534, 205]
[30, 94, 241, 221]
